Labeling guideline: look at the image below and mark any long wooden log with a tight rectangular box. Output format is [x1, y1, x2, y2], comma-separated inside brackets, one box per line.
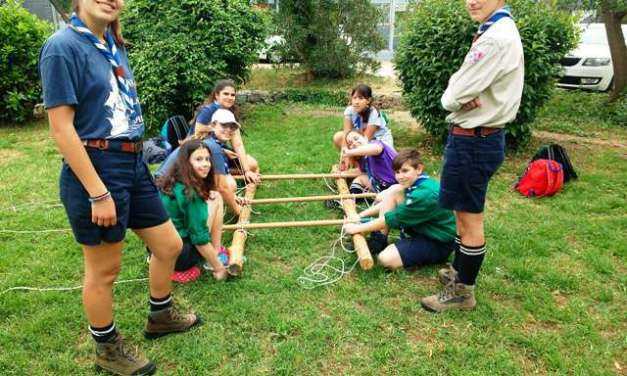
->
[232, 172, 360, 181]
[333, 165, 374, 270]
[223, 218, 360, 230]
[227, 184, 257, 276]
[250, 192, 376, 205]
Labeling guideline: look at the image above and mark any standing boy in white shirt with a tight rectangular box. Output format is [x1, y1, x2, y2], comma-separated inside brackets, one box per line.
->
[421, 0, 524, 313]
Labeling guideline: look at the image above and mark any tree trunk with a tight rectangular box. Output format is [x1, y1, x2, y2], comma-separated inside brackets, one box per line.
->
[602, 5, 626, 101]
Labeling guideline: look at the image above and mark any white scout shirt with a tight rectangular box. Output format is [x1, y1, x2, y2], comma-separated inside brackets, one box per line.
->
[441, 16, 524, 129]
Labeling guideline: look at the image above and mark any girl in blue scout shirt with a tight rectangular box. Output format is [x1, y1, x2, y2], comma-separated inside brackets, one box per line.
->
[190, 80, 261, 186]
[333, 84, 394, 152]
[342, 130, 398, 195]
[343, 149, 456, 271]
[40, 1, 199, 374]
[157, 140, 228, 282]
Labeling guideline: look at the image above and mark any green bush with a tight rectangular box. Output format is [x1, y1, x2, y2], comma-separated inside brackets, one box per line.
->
[0, 0, 52, 123]
[277, 0, 385, 79]
[395, 0, 579, 148]
[122, 0, 268, 133]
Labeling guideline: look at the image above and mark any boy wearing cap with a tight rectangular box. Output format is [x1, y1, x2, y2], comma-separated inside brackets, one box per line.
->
[156, 109, 258, 216]
[420, 0, 524, 313]
[208, 108, 260, 215]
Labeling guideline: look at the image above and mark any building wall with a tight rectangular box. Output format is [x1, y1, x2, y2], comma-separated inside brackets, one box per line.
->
[21, 0, 64, 28]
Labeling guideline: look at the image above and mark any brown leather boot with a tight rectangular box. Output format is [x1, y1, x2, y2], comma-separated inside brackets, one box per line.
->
[420, 282, 476, 313]
[95, 334, 156, 375]
[438, 264, 457, 285]
[144, 306, 201, 340]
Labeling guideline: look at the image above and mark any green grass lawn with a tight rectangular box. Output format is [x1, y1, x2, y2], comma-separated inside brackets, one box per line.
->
[0, 96, 625, 374]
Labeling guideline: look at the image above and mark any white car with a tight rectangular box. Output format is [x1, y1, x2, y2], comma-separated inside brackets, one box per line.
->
[558, 23, 627, 91]
[258, 35, 286, 63]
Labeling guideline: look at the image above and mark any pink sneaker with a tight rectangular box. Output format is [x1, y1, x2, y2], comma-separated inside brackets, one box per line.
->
[170, 266, 202, 284]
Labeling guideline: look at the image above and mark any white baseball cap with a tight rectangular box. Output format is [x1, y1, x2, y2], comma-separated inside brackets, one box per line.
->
[211, 109, 240, 128]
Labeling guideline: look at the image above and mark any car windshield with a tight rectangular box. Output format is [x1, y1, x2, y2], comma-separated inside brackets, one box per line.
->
[581, 27, 607, 45]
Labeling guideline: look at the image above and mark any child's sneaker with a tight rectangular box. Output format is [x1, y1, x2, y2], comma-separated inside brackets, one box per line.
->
[170, 266, 201, 284]
[420, 282, 476, 313]
[95, 333, 156, 375]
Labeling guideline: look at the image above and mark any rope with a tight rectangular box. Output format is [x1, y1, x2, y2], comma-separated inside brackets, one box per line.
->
[0, 228, 71, 234]
[0, 277, 149, 296]
[297, 224, 360, 289]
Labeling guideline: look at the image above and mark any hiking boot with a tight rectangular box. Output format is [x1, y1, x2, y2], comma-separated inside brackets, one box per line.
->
[144, 306, 202, 340]
[367, 231, 388, 255]
[420, 282, 476, 313]
[438, 264, 457, 285]
[95, 334, 156, 375]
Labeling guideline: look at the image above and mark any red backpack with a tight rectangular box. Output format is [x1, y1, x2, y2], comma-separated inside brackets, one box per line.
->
[515, 159, 564, 197]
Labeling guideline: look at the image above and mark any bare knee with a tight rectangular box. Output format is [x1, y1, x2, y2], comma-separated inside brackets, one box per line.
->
[151, 236, 183, 262]
[247, 155, 259, 173]
[86, 262, 121, 287]
[377, 245, 403, 270]
[333, 131, 344, 148]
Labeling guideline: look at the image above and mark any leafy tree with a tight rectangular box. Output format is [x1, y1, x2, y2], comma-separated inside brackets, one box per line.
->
[277, 0, 385, 78]
[395, 0, 579, 148]
[122, 0, 268, 132]
[0, 0, 53, 123]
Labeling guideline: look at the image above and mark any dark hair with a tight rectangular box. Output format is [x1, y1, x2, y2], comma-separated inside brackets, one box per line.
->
[350, 83, 374, 124]
[157, 140, 216, 200]
[192, 79, 240, 125]
[72, 0, 125, 46]
[393, 149, 423, 171]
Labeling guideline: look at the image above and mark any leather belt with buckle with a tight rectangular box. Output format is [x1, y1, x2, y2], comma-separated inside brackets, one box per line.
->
[83, 139, 143, 153]
[450, 125, 501, 137]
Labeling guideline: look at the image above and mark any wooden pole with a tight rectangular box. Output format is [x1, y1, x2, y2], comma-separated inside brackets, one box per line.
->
[333, 165, 374, 270]
[250, 192, 376, 205]
[223, 218, 360, 230]
[227, 184, 257, 276]
[232, 172, 360, 181]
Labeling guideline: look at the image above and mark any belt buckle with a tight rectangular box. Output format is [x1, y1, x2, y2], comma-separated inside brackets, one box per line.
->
[134, 141, 143, 153]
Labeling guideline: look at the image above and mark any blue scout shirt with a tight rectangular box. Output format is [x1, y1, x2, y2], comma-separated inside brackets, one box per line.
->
[39, 27, 144, 141]
[155, 137, 228, 178]
[188, 102, 221, 136]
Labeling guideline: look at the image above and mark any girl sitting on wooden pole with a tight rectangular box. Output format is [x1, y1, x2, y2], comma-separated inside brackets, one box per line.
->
[342, 130, 398, 198]
[156, 140, 228, 282]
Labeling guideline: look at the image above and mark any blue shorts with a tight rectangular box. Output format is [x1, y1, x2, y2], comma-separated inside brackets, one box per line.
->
[60, 148, 169, 246]
[439, 129, 505, 213]
[395, 233, 454, 268]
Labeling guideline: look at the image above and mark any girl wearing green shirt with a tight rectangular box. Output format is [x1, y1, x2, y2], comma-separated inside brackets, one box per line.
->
[157, 140, 228, 281]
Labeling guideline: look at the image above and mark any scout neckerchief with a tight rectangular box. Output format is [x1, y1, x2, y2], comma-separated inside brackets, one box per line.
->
[68, 13, 141, 126]
[473, 6, 513, 42]
[406, 173, 429, 194]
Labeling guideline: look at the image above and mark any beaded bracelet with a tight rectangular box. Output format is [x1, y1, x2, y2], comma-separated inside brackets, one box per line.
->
[88, 191, 111, 203]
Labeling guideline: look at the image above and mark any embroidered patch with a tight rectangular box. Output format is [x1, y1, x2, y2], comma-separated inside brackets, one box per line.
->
[465, 48, 486, 64]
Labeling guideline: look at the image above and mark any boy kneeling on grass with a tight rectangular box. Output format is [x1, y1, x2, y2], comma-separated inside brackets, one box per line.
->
[343, 149, 456, 270]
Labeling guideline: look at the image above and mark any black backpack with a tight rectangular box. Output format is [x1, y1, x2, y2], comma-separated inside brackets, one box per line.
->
[162, 115, 190, 149]
[531, 144, 578, 183]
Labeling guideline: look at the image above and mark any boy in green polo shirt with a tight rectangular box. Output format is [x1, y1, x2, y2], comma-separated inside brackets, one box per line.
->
[344, 149, 456, 270]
